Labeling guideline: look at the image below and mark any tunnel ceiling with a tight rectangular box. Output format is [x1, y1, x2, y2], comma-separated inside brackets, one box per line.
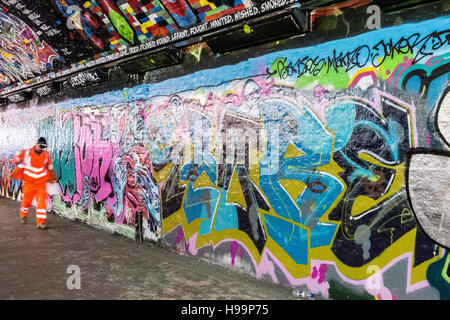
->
[0, 0, 314, 95]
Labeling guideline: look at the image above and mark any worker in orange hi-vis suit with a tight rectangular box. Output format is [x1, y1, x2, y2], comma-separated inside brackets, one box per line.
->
[10, 137, 56, 229]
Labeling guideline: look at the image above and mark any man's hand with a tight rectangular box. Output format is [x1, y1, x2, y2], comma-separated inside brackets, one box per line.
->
[10, 156, 22, 165]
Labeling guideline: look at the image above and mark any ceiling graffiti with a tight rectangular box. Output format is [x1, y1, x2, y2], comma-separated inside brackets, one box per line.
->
[0, 0, 298, 93]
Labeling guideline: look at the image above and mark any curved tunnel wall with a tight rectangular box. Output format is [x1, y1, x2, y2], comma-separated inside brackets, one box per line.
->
[1, 13, 450, 299]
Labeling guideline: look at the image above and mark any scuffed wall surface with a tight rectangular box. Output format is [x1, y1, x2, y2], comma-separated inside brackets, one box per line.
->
[1, 14, 450, 299]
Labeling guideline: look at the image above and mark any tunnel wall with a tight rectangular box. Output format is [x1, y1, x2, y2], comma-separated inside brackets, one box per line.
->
[1, 11, 450, 299]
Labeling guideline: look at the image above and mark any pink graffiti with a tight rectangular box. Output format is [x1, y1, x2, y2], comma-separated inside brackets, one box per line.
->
[123, 145, 153, 223]
[72, 112, 114, 207]
[176, 230, 434, 299]
[230, 241, 239, 266]
[348, 70, 378, 88]
[176, 228, 184, 244]
[426, 133, 432, 147]
[176, 228, 194, 254]
[313, 85, 329, 122]
[311, 263, 327, 284]
[387, 56, 414, 87]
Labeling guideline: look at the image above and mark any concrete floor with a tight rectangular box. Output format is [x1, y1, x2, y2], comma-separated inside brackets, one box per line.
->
[0, 197, 296, 300]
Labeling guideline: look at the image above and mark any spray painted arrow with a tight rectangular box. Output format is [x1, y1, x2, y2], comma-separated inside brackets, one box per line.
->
[354, 119, 400, 163]
[339, 118, 400, 181]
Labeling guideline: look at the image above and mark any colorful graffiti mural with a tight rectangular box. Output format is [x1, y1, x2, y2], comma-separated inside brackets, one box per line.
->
[0, 10, 59, 86]
[0, 15, 449, 299]
[0, 0, 280, 91]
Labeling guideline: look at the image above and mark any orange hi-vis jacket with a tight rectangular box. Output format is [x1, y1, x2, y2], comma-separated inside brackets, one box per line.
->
[11, 147, 56, 182]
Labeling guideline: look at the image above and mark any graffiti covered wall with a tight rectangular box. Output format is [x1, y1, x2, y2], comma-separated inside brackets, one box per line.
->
[0, 13, 449, 299]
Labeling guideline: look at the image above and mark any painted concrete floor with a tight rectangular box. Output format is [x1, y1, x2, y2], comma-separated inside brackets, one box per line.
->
[0, 197, 296, 300]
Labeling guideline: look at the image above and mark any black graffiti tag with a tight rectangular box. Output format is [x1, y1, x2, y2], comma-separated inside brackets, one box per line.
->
[267, 29, 450, 80]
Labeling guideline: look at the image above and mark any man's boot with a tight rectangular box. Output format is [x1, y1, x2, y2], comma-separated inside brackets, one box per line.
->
[37, 222, 47, 229]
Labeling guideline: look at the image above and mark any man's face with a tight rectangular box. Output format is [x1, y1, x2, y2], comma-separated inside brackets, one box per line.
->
[35, 143, 46, 153]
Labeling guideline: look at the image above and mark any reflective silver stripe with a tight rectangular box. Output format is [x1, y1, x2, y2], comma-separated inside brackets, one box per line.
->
[21, 149, 49, 179]
[36, 209, 46, 213]
[24, 164, 46, 173]
[48, 164, 53, 170]
[21, 207, 30, 212]
[23, 170, 47, 178]
[36, 214, 47, 219]
[17, 164, 25, 168]
[23, 148, 49, 174]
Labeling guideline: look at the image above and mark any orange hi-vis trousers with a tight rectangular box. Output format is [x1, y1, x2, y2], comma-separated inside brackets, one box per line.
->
[20, 181, 47, 225]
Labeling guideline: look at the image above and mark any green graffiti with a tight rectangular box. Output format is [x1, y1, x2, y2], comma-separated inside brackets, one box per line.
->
[268, 57, 287, 81]
[52, 195, 68, 214]
[52, 195, 136, 239]
[443, 254, 450, 284]
[328, 279, 375, 300]
[57, 117, 77, 197]
[427, 253, 450, 299]
[296, 66, 350, 90]
[268, 58, 350, 90]
[39, 116, 77, 197]
[381, 52, 414, 79]
[108, 9, 134, 44]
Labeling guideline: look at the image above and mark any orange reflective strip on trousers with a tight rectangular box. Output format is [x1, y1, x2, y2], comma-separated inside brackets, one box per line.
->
[20, 181, 47, 225]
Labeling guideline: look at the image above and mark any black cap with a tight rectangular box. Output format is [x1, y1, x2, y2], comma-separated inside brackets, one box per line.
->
[37, 137, 47, 148]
